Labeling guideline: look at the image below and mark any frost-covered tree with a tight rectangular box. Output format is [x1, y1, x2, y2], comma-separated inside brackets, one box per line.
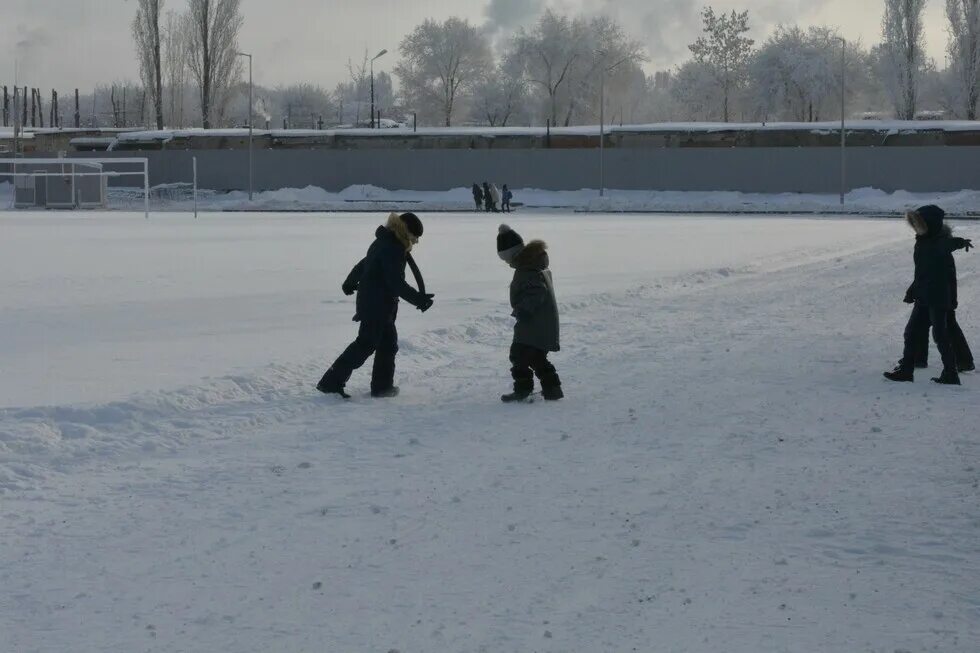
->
[945, 0, 980, 119]
[187, 0, 243, 128]
[880, 0, 927, 119]
[508, 11, 589, 126]
[748, 26, 866, 122]
[689, 7, 755, 122]
[161, 10, 189, 128]
[394, 17, 492, 127]
[470, 55, 528, 126]
[506, 11, 646, 126]
[670, 60, 726, 121]
[132, 0, 165, 129]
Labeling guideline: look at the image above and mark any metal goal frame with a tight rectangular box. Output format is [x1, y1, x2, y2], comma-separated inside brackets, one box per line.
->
[0, 158, 150, 218]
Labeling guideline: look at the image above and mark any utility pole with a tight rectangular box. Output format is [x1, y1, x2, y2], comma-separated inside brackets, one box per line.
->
[370, 49, 388, 129]
[839, 37, 847, 206]
[236, 51, 254, 201]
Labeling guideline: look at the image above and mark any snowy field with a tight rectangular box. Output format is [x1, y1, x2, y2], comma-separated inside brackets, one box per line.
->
[1, 210, 978, 652]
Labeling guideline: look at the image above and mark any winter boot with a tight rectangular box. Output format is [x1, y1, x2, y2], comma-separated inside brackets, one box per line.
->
[542, 385, 564, 401]
[931, 369, 962, 385]
[371, 386, 400, 398]
[540, 371, 563, 401]
[502, 379, 534, 403]
[958, 360, 976, 373]
[883, 365, 914, 383]
[316, 370, 351, 399]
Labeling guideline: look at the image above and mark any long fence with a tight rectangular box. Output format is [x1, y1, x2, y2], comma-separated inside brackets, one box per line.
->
[33, 147, 980, 194]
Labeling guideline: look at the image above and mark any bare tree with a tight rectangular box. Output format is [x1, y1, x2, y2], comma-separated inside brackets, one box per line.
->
[689, 7, 755, 122]
[187, 0, 243, 128]
[946, 0, 980, 119]
[162, 10, 190, 128]
[395, 17, 492, 126]
[881, 0, 927, 119]
[133, 0, 165, 129]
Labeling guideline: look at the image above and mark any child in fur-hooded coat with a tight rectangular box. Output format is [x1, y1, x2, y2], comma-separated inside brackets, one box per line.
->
[497, 224, 563, 401]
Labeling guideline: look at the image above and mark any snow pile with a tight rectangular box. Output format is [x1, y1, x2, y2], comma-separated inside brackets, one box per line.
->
[197, 185, 980, 215]
[110, 120, 980, 145]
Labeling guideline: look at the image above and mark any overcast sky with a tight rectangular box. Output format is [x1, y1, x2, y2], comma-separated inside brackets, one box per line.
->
[0, 0, 951, 91]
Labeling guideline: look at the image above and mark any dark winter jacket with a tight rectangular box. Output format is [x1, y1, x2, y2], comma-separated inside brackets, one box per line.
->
[905, 212, 971, 310]
[344, 220, 426, 322]
[509, 240, 560, 352]
[472, 184, 484, 201]
[503, 188, 513, 203]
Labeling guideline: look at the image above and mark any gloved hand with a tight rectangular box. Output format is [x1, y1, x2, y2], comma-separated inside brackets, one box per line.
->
[342, 281, 357, 296]
[417, 293, 435, 313]
[964, 238, 973, 251]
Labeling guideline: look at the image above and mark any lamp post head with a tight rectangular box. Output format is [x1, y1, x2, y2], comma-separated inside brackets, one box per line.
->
[373, 49, 388, 62]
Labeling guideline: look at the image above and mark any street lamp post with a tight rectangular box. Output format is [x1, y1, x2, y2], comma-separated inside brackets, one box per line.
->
[839, 38, 846, 206]
[597, 52, 629, 198]
[370, 49, 388, 129]
[236, 51, 253, 201]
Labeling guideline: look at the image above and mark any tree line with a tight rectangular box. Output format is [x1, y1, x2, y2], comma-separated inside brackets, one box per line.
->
[3, 1, 979, 131]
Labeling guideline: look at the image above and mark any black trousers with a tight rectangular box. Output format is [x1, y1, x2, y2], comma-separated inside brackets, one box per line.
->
[901, 303, 957, 373]
[510, 342, 560, 390]
[321, 317, 399, 392]
[910, 309, 973, 367]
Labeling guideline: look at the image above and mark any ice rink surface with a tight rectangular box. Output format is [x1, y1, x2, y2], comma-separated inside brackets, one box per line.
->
[1, 211, 977, 652]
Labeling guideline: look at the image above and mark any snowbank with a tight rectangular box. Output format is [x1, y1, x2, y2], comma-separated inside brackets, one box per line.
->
[189, 185, 980, 216]
[110, 120, 980, 145]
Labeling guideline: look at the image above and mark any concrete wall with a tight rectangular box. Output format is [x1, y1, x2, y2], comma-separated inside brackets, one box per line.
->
[61, 146, 980, 193]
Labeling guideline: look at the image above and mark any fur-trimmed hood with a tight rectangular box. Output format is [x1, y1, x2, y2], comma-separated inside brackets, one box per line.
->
[385, 212, 418, 252]
[906, 205, 947, 238]
[511, 240, 549, 270]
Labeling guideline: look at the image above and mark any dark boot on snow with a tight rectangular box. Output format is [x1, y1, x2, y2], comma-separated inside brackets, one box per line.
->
[371, 386, 400, 398]
[541, 385, 564, 401]
[958, 361, 976, 373]
[502, 379, 534, 403]
[932, 369, 961, 385]
[540, 371, 564, 401]
[316, 370, 351, 399]
[883, 366, 914, 383]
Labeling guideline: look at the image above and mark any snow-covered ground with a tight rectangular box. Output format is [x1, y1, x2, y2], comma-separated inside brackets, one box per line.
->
[1, 211, 978, 652]
[5, 180, 979, 215]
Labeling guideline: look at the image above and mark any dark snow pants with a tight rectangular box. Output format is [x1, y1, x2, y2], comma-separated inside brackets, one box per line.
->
[321, 316, 399, 393]
[901, 303, 957, 373]
[909, 309, 973, 368]
[510, 342, 561, 392]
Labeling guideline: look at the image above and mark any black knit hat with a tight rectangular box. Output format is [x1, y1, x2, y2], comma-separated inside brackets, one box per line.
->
[400, 212, 423, 238]
[497, 224, 524, 262]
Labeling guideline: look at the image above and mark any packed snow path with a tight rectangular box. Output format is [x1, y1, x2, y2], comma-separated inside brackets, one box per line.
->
[1, 213, 977, 652]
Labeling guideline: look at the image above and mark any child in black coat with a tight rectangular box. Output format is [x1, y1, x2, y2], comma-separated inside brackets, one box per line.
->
[497, 224, 563, 402]
[885, 205, 973, 385]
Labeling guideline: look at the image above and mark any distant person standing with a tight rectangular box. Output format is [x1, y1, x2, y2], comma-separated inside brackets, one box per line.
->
[472, 183, 484, 212]
[501, 185, 513, 213]
[489, 183, 502, 213]
[482, 182, 496, 212]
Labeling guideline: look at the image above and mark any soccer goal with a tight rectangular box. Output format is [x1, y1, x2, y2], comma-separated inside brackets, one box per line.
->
[0, 157, 150, 218]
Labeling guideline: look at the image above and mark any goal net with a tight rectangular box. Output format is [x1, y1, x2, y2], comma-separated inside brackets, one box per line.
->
[0, 158, 150, 217]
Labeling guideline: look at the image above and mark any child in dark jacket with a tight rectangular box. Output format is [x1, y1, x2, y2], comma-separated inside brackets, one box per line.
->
[885, 205, 973, 385]
[497, 224, 563, 402]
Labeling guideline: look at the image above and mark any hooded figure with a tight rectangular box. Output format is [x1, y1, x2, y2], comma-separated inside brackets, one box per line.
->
[472, 183, 484, 211]
[904, 218, 975, 372]
[497, 224, 562, 402]
[483, 182, 496, 212]
[317, 212, 435, 399]
[489, 184, 503, 213]
[885, 205, 973, 385]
